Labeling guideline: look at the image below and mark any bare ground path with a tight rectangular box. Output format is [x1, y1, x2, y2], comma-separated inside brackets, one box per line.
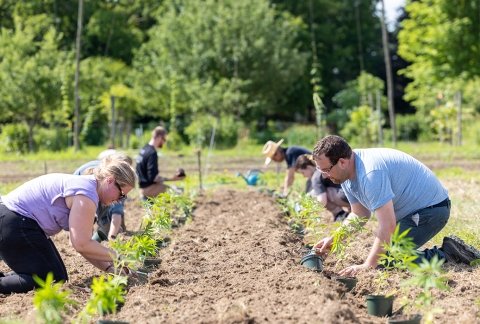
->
[116, 189, 366, 323]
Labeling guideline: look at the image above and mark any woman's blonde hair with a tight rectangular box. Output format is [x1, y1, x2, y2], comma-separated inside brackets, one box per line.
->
[81, 152, 133, 176]
[94, 157, 136, 188]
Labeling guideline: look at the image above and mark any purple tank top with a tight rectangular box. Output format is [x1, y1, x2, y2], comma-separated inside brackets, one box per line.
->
[1, 173, 98, 236]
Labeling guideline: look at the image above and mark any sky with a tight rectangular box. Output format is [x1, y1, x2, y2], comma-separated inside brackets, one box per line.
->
[383, 0, 406, 30]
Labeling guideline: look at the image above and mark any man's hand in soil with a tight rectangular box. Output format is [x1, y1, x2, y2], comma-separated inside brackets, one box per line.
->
[314, 236, 333, 257]
[338, 263, 369, 276]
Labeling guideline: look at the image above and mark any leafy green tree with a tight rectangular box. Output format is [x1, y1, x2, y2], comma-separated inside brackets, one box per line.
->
[398, 0, 480, 115]
[0, 14, 65, 151]
[333, 72, 386, 142]
[78, 56, 139, 147]
[271, 0, 385, 110]
[133, 0, 308, 125]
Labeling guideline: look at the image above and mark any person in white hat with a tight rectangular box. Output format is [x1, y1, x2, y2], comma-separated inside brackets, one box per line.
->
[262, 139, 310, 196]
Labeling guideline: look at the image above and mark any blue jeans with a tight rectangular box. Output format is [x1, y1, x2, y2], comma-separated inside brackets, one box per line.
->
[397, 199, 450, 262]
[0, 204, 68, 293]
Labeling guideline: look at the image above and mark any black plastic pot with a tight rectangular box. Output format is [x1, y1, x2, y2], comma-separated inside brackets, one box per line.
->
[388, 314, 422, 324]
[333, 276, 357, 292]
[155, 237, 171, 248]
[300, 251, 323, 272]
[143, 257, 161, 267]
[366, 294, 394, 317]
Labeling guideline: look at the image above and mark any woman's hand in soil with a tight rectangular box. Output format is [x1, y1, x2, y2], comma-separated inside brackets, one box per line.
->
[338, 263, 368, 277]
[314, 236, 333, 257]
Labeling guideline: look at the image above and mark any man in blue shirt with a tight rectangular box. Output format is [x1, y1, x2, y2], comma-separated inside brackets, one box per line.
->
[262, 139, 311, 196]
[313, 135, 480, 276]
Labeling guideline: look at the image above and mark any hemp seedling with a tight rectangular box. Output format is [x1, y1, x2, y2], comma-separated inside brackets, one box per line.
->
[84, 274, 127, 317]
[330, 216, 364, 261]
[379, 225, 419, 271]
[401, 256, 449, 324]
[33, 273, 74, 324]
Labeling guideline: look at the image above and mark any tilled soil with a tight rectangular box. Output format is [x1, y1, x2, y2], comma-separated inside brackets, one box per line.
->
[0, 189, 479, 323]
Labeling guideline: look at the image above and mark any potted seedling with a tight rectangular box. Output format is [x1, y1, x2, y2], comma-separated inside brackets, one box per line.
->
[395, 255, 449, 324]
[131, 234, 161, 270]
[171, 192, 194, 226]
[33, 273, 75, 324]
[366, 270, 395, 317]
[77, 274, 128, 324]
[367, 226, 419, 318]
[294, 194, 327, 271]
[327, 217, 365, 292]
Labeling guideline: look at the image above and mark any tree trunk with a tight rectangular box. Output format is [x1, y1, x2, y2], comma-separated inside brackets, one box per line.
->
[355, 0, 365, 72]
[379, 0, 396, 146]
[73, 0, 84, 152]
[110, 95, 116, 148]
[376, 90, 383, 145]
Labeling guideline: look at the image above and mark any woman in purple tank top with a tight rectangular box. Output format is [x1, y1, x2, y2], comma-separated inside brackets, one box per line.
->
[0, 158, 137, 294]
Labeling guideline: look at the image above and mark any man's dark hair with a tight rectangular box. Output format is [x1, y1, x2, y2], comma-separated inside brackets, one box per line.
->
[313, 135, 352, 165]
[294, 154, 315, 170]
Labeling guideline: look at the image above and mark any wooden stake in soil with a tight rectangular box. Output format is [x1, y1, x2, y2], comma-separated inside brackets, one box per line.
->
[196, 149, 203, 192]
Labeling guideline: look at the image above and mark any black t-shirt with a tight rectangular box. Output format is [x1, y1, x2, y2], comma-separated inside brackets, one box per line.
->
[136, 144, 158, 188]
[284, 146, 311, 168]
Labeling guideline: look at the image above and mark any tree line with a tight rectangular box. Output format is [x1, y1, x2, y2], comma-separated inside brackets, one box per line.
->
[0, 0, 478, 153]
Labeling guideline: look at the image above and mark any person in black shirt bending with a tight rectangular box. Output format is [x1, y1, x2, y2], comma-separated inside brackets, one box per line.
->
[262, 139, 311, 197]
[136, 126, 185, 199]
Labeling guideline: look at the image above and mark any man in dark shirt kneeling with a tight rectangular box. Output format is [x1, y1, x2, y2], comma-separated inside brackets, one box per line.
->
[136, 126, 185, 199]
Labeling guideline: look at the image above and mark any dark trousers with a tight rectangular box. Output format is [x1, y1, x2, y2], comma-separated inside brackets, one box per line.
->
[0, 204, 68, 294]
[397, 199, 451, 262]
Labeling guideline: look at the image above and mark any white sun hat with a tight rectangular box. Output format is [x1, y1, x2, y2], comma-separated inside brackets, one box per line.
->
[262, 139, 284, 165]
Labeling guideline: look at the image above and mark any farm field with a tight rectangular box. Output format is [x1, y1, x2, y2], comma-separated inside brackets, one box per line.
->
[0, 152, 480, 323]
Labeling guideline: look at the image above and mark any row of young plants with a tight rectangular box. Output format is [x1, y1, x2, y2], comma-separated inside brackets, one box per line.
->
[8, 191, 194, 324]
[276, 194, 450, 324]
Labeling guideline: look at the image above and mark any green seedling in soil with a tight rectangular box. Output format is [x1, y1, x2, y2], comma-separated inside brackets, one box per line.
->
[294, 194, 327, 246]
[330, 216, 365, 262]
[32, 273, 74, 324]
[371, 269, 395, 296]
[295, 194, 324, 229]
[109, 235, 157, 273]
[83, 274, 127, 318]
[132, 234, 158, 261]
[401, 255, 449, 324]
[172, 193, 194, 218]
[142, 192, 176, 235]
[379, 225, 419, 271]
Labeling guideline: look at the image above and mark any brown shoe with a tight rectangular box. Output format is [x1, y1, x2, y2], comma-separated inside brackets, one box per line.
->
[442, 235, 480, 264]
